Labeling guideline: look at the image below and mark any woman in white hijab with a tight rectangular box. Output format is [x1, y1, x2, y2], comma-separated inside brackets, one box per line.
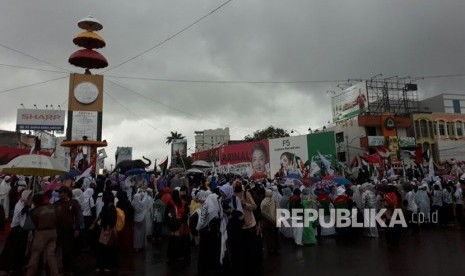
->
[132, 190, 151, 251]
[196, 192, 222, 275]
[0, 176, 12, 219]
[360, 183, 379, 238]
[0, 190, 33, 273]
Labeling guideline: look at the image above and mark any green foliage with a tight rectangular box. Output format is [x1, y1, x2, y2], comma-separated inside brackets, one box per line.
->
[166, 131, 185, 144]
[244, 125, 290, 141]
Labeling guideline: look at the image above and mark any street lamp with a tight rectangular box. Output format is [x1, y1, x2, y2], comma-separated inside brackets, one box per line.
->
[308, 127, 312, 133]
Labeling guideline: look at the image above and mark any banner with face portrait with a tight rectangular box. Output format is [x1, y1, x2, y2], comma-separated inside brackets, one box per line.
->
[219, 140, 269, 179]
[269, 136, 309, 179]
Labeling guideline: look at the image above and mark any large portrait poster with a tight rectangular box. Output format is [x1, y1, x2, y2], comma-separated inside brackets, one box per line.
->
[269, 136, 309, 178]
[219, 140, 269, 179]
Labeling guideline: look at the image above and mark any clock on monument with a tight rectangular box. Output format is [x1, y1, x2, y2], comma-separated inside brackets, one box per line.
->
[74, 82, 99, 104]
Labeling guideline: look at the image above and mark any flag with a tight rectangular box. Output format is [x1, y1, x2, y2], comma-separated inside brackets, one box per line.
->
[75, 165, 93, 182]
[376, 147, 391, 159]
[74, 147, 84, 167]
[158, 156, 168, 177]
[350, 156, 359, 168]
[428, 157, 435, 180]
[423, 149, 430, 162]
[318, 151, 334, 176]
[415, 147, 423, 164]
[295, 156, 304, 171]
[29, 143, 36, 155]
[310, 157, 321, 176]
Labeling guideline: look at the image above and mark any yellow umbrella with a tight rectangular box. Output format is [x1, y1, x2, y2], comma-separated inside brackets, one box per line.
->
[0, 154, 68, 177]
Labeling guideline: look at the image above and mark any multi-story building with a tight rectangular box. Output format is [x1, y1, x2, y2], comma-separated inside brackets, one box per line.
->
[194, 128, 230, 152]
[417, 94, 465, 162]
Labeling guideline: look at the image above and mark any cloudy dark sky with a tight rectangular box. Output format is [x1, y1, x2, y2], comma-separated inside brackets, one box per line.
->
[1, 0, 465, 166]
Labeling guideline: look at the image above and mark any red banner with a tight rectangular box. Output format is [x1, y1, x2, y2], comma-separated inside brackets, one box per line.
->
[0, 146, 52, 165]
[219, 140, 269, 178]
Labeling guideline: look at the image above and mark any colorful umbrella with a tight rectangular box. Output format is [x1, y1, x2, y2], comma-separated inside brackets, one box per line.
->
[125, 168, 146, 176]
[333, 177, 352, 186]
[280, 178, 303, 187]
[250, 171, 267, 180]
[191, 160, 211, 168]
[314, 179, 337, 190]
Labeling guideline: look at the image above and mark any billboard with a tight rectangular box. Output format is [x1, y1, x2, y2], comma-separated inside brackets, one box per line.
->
[219, 140, 269, 178]
[16, 109, 65, 131]
[307, 132, 337, 169]
[71, 111, 98, 140]
[171, 139, 187, 167]
[115, 147, 132, 165]
[269, 136, 308, 178]
[331, 82, 368, 122]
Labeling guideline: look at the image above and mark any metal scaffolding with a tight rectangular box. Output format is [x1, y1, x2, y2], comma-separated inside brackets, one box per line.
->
[366, 80, 419, 115]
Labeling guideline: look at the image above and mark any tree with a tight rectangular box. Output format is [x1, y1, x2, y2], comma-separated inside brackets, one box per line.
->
[244, 125, 290, 141]
[166, 131, 185, 144]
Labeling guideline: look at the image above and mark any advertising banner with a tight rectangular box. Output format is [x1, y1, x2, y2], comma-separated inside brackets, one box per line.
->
[71, 111, 98, 140]
[219, 140, 269, 179]
[171, 139, 187, 167]
[398, 137, 416, 148]
[269, 136, 308, 178]
[331, 82, 368, 122]
[307, 132, 337, 170]
[115, 147, 132, 165]
[16, 109, 65, 131]
[368, 136, 386, 147]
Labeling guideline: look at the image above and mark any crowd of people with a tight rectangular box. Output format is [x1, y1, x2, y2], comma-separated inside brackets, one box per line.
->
[0, 165, 464, 275]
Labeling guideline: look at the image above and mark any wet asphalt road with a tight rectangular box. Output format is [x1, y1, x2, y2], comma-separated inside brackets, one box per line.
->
[1, 227, 465, 276]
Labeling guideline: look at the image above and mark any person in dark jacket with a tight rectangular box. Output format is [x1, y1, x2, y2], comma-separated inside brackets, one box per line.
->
[91, 192, 117, 272]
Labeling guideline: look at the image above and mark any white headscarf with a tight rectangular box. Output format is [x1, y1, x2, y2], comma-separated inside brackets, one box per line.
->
[72, 188, 85, 209]
[132, 192, 151, 222]
[11, 190, 32, 228]
[0, 176, 12, 196]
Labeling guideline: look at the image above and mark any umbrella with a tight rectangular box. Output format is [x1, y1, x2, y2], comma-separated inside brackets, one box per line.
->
[280, 178, 303, 187]
[250, 171, 268, 180]
[191, 160, 211, 168]
[314, 179, 337, 190]
[187, 168, 203, 174]
[125, 168, 146, 176]
[0, 154, 68, 177]
[333, 177, 352, 186]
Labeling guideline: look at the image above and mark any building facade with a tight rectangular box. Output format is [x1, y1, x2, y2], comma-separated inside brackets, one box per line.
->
[194, 127, 230, 152]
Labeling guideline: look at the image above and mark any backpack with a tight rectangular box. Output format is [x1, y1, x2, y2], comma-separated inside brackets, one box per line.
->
[227, 195, 244, 233]
[115, 207, 125, 232]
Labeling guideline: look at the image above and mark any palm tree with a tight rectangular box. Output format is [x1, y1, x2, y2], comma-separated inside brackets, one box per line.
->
[166, 131, 185, 144]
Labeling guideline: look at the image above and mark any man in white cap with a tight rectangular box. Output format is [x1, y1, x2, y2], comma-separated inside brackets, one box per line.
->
[0, 176, 12, 219]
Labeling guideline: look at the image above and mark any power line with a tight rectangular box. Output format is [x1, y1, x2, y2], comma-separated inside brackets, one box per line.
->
[106, 75, 346, 84]
[0, 42, 70, 73]
[0, 63, 68, 73]
[106, 79, 254, 133]
[0, 75, 68, 94]
[104, 0, 234, 73]
[103, 89, 169, 137]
